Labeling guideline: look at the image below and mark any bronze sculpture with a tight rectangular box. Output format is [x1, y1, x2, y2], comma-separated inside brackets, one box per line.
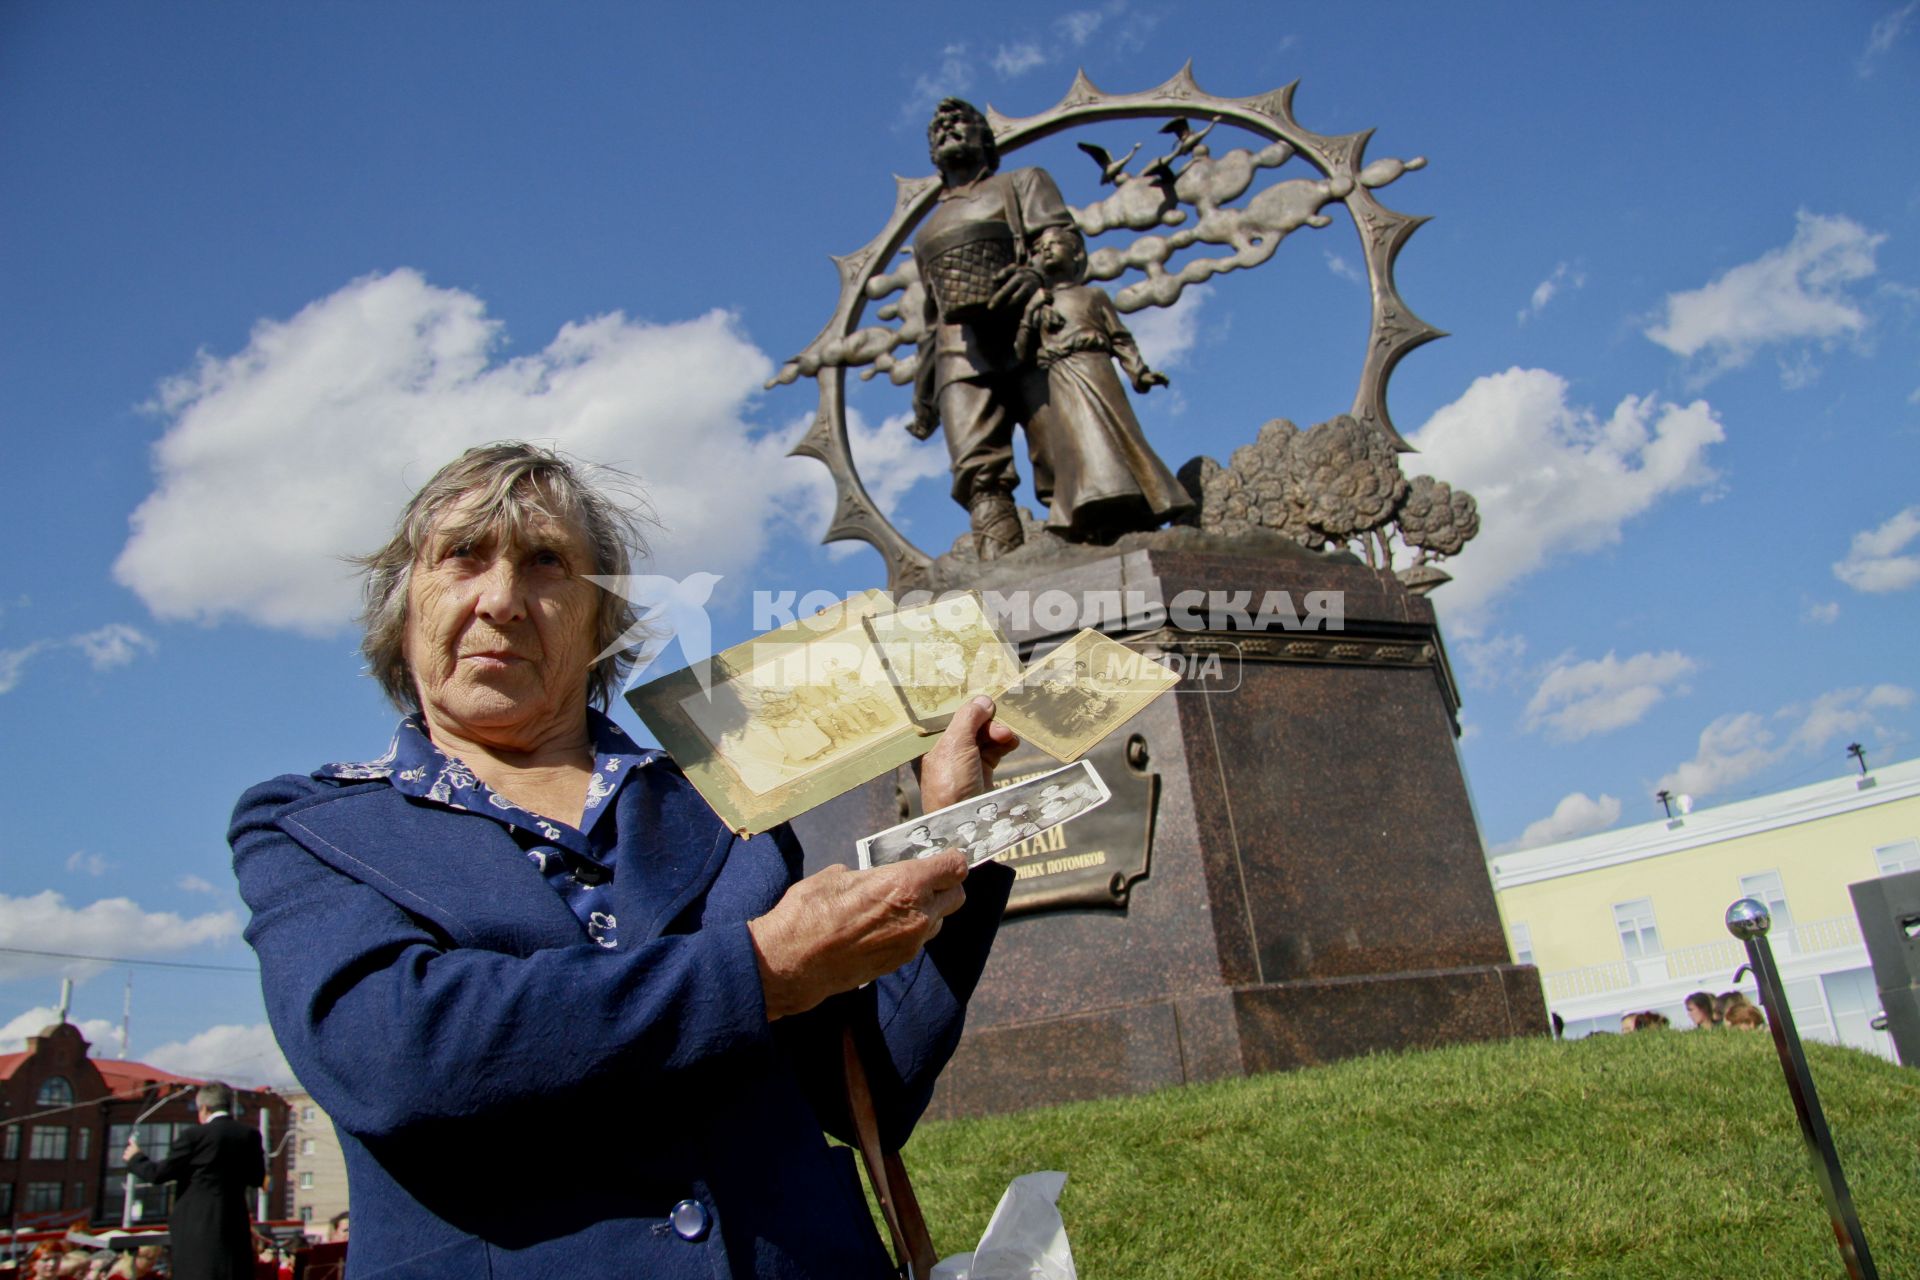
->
[1016, 224, 1193, 538]
[907, 97, 1078, 559]
[773, 68, 1472, 591]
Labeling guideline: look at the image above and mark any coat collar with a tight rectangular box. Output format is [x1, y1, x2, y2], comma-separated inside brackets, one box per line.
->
[271, 775, 735, 950]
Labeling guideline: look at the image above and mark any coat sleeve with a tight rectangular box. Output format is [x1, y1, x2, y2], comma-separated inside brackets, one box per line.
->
[231, 775, 777, 1146]
[127, 1126, 200, 1187]
[772, 823, 1015, 1151]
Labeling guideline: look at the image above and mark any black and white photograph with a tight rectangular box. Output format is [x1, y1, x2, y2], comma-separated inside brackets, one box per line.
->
[857, 760, 1112, 869]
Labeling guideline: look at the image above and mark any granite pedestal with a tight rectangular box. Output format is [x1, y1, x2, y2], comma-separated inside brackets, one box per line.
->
[791, 549, 1547, 1119]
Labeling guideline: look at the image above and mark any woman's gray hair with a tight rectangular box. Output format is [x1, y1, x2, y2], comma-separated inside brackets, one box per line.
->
[355, 442, 646, 712]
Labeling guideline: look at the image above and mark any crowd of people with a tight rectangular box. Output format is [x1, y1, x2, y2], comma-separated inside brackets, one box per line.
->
[1622, 990, 1769, 1034]
[5, 1219, 345, 1280]
[4, 1244, 165, 1279]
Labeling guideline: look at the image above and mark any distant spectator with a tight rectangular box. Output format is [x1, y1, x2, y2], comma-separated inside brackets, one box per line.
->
[27, 1245, 68, 1279]
[1727, 1003, 1768, 1031]
[1623, 1010, 1670, 1032]
[1685, 991, 1720, 1028]
[327, 1211, 349, 1243]
[1716, 990, 1751, 1020]
[54, 1255, 88, 1279]
[1551, 1011, 1565, 1039]
[105, 1245, 164, 1279]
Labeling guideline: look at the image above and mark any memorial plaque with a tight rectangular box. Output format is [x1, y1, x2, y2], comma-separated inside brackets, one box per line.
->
[985, 729, 1159, 917]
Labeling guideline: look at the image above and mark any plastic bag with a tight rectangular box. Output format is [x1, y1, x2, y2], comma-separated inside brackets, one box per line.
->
[929, 1170, 1074, 1280]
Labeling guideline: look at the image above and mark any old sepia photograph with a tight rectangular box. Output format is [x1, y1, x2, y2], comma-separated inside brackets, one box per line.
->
[863, 589, 1023, 734]
[627, 589, 928, 836]
[990, 628, 1181, 762]
[857, 760, 1112, 869]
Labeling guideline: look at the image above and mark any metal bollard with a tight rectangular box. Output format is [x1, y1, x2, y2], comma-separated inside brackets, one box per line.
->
[1726, 897, 1879, 1280]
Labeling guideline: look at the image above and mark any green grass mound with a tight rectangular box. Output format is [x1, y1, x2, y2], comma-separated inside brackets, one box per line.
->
[900, 1031, 1918, 1279]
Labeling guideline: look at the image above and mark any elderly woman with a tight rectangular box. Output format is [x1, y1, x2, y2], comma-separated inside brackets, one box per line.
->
[233, 442, 1017, 1278]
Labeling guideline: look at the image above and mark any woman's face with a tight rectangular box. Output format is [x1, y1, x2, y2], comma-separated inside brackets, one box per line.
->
[405, 494, 602, 748]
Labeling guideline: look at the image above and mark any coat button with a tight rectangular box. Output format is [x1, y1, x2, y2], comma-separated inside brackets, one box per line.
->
[670, 1199, 709, 1241]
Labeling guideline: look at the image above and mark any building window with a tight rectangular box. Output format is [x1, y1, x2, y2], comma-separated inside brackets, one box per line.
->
[1613, 898, 1662, 959]
[0, 1183, 11, 1215]
[1738, 871, 1794, 931]
[299, 1205, 314, 1223]
[1508, 921, 1534, 966]
[1875, 839, 1920, 876]
[107, 1123, 175, 1169]
[76, 1128, 91, 1161]
[302, 1106, 316, 1123]
[3, 1126, 17, 1160]
[25, 1182, 62, 1213]
[302, 1138, 315, 1156]
[29, 1127, 69, 1161]
[300, 1172, 314, 1189]
[35, 1077, 73, 1109]
[73, 1182, 84, 1211]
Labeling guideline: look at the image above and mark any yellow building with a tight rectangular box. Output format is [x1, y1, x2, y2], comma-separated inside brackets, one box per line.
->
[1489, 756, 1920, 1054]
[281, 1087, 349, 1237]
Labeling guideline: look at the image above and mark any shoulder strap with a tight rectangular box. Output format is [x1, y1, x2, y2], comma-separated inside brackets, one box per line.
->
[842, 1026, 937, 1279]
[1003, 172, 1028, 265]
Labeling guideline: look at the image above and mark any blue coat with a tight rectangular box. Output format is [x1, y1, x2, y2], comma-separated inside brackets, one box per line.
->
[232, 758, 1011, 1279]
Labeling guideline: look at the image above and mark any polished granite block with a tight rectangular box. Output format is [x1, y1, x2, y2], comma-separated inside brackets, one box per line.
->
[817, 550, 1546, 1119]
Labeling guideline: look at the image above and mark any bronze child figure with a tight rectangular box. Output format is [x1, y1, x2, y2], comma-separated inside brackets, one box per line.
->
[1017, 224, 1194, 540]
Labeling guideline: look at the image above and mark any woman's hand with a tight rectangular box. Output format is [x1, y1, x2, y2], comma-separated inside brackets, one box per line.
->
[748, 850, 970, 1020]
[747, 698, 1016, 1020]
[916, 695, 1019, 814]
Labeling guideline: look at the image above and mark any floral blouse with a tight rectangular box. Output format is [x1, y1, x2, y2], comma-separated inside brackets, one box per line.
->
[316, 709, 660, 950]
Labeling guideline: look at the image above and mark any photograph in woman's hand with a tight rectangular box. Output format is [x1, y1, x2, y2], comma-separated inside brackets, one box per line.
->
[857, 759, 1111, 869]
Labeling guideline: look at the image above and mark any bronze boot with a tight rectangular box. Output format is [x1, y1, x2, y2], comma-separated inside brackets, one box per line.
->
[969, 491, 1023, 560]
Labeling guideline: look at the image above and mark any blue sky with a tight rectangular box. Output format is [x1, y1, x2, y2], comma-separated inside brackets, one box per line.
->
[2, 2, 1916, 1086]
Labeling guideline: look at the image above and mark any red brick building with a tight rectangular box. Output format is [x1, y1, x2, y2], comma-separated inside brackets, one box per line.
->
[0, 1021, 291, 1233]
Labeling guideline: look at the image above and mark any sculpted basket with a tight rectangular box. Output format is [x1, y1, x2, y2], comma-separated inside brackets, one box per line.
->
[916, 219, 1015, 323]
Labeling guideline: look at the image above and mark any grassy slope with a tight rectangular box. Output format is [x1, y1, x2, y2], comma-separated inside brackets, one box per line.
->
[897, 1032, 1919, 1279]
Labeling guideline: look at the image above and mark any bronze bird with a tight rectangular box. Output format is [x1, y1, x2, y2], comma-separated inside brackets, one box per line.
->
[1076, 139, 1142, 186]
[1160, 115, 1220, 159]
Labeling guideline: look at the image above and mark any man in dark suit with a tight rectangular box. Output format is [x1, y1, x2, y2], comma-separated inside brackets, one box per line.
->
[125, 1082, 267, 1280]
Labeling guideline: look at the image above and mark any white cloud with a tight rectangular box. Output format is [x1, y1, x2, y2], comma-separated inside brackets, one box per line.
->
[113, 270, 891, 635]
[1859, 0, 1917, 74]
[1457, 631, 1527, 693]
[1124, 287, 1207, 371]
[1658, 684, 1915, 797]
[0, 624, 155, 696]
[177, 875, 221, 895]
[1405, 368, 1724, 630]
[1659, 711, 1782, 798]
[1834, 506, 1920, 593]
[1323, 251, 1364, 285]
[1056, 8, 1110, 45]
[0, 1006, 122, 1056]
[1643, 211, 1886, 384]
[65, 850, 112, 877]
[991, 42, 1046, 77]
[0, 891, 240, 982]
[1785, 683, 1913, 755]
[1495, 791, 1622, 854]
[1804, 600, 1841, 624]
[1525, 649, 1697, 742]
[70, 623, 156, 671]
[144, 1023, 298, 1091]
[0, 641, 48, 694]
[901, 44, 975, 125]
[1518, 262, 1584, 325]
